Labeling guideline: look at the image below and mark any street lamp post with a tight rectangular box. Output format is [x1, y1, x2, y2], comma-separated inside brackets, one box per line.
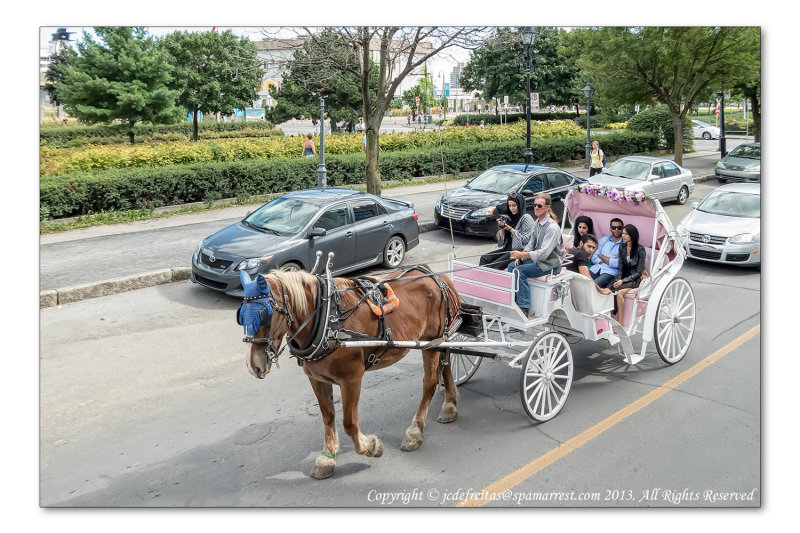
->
[717, 89, 727, 157]
[317, 96, 327, 189]
[583, 83, 594, 168]
[520, 27, 537, 166]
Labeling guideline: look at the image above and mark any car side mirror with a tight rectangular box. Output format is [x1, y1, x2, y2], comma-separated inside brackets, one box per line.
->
[309, 227, 326, 238]
[690, 202, 699, 209]
[520, 190, 534, 197]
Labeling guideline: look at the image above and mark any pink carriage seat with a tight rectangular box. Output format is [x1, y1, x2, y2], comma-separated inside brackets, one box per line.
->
[451, 261, 515, 306]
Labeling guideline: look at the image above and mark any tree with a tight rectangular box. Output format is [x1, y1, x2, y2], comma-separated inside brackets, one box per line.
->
[56, 27, 180, 144]
[460, 27, 581, 110]
[568, 27, 758, 164]
[159, 30, 264, 141]
[401, 63, 436, 116]
[266, 31, 374, 134]
[274, 26, 487, 194]
[43, 45, 77, 110]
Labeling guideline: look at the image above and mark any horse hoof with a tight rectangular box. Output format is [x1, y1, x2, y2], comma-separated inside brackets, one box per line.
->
[311, 455, 336, 479]
[367, 435, 384, 458]
[437, 404, 458, 424]
[400, 427, 423, 452]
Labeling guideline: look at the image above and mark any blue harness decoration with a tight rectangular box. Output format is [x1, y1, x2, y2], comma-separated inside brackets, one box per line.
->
[237, 270, 275, 337]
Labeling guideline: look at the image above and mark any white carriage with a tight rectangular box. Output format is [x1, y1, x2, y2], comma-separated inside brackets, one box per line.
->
[443, 188, 696, 422]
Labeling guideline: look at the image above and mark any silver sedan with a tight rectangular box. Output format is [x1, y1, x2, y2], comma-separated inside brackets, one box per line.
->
[676, 183, 760, 267]
[588, 156, 694, 205]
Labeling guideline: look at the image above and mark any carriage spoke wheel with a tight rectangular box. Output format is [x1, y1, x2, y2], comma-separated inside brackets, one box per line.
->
[447, 333, 483, 386]
[519, 332, 573, 422]
[654, 277, 696, 364]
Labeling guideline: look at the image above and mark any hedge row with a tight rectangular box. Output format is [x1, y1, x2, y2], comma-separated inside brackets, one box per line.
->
[451, 111, 578, 126]
[39, 120, 279, 147]
[41, 131, 658, 220]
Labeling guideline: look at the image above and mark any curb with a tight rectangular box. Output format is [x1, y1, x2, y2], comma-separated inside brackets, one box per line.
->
[40, 174, 716, 308]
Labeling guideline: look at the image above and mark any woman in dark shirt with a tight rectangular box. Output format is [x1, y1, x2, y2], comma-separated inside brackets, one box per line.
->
[612, 224, 647, 324]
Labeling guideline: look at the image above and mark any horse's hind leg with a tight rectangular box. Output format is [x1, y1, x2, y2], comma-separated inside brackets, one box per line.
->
[340, 376, 384, 458]
[437, 352, 459, 424]
[401, 349, 440, 451]
[308, 378, 339, 479]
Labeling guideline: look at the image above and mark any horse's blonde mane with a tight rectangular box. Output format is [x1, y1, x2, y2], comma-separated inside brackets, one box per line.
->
[265, 270, 317, 316]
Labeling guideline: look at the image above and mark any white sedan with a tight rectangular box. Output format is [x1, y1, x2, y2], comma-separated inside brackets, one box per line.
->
[589, 156, 694, 205]
[692, 119, 720, 140]
[676, 183, 760, 267]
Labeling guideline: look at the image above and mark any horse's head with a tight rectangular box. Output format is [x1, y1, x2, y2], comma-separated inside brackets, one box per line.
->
[238, 270, 289, 379]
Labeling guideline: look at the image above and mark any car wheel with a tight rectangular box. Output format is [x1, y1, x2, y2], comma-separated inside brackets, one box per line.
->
[676, 186, 689, 205]
[383, 236, 405, 268]
[280, 262, 302, 272]
[717, 178, 727, 184]
[702, 132, 711, 140]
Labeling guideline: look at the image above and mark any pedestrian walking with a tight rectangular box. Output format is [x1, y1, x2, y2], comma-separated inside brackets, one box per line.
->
[407, 113, 411, 126]
[589, 140, 606, 177]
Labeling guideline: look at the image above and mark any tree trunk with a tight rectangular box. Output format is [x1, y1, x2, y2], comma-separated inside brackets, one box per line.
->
[365, 119, 382, 195]
[192, 107, 199, 142]
[746, 88, 761, 142]
[672, 113, 684, 165]
[128, 130, 135, 145]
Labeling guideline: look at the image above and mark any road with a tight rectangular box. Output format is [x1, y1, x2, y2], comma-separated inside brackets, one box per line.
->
[39, 140, 742, 292]
[39, 188, 762, 507]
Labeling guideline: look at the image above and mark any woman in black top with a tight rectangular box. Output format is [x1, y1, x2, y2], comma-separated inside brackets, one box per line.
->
[612, 224, 647, 325]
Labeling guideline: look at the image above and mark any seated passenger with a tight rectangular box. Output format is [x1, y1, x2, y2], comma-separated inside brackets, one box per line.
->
[507, 193, 564, 316]
[565, 234, 612, 295]
[590, 217, 624, 288]
[568, 215, 595, 251]
[611, 224, 647, 324]
[479, 192, 534, 270]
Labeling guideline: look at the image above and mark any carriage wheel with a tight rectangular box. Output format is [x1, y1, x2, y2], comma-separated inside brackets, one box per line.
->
[654, 277, 696, 364]
[519, 332, 573, 422]
[447, 333, 483, 386]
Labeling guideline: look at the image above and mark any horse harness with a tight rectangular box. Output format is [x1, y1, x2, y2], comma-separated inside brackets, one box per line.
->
[241, 265, 461, 371]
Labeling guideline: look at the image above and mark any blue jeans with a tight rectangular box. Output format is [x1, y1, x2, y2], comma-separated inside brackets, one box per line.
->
[591, 270, 616, 289]
[507, 259, 561, 308]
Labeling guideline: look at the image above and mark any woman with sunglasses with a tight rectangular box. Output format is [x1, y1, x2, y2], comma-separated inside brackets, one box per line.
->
[611, 224, 647, 325]
[507, 193, 564, 316]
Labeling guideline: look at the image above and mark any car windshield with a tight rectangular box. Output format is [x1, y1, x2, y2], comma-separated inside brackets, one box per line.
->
[466, 169, 525, 194]
[728, 144, 760, 160]
[697, 191, 760, 218]
[694, 120, 712, 127]
[244, 196, 320, 234]
[603, 159, 650, 181]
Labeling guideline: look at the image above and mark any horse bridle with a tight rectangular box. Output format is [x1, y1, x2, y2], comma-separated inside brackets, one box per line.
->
[243, 278, 294, 370]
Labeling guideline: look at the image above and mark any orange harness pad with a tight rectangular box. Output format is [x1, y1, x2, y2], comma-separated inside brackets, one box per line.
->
[362, 276, 399, 316]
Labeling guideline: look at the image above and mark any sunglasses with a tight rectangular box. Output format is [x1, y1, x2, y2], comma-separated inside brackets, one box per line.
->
[533, 203, 547, 208]
[610, 225, 623, 230]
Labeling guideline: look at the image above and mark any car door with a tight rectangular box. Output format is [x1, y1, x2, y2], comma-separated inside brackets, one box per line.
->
[308, 202, 355, 272]
[648, 162, 670, 200]
[658, 161, 683, 200]
[545, 171, 574, 222]
[350, 198, 392, 265]
[518, 173, 548, 217]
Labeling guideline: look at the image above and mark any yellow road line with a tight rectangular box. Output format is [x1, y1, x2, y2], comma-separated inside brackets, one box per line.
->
[456, 323, 761, 507]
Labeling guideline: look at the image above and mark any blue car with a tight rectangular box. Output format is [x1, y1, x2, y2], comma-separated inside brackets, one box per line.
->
[433, 164, 585, 237]
[191, 188, 420, 296]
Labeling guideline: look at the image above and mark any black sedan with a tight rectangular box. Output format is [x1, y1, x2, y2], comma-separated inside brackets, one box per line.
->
[433, 164, 585, 237]
[191, 188, 420, 296]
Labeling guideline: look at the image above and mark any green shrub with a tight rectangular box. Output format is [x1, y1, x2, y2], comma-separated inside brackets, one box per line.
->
[40, 131, 658, 220]
[451, 111, 578, 126]
[627, 106, 693, 151]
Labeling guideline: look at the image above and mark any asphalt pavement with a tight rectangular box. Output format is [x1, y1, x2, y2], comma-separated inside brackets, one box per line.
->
[39, 142, 738, 308]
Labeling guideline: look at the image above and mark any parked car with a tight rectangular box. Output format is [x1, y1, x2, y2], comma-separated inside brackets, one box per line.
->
[433, 164, 585, 237]
[191, 189, 420, 296]
[676, 183, 760, 267]
[692, 119, 720, 140]
[588, 155, 694, 205]
[715, 142, 760, 183]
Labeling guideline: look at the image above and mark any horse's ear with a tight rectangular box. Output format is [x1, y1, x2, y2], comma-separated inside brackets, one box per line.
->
[256, 273, 270, 294]
[240, 270, 254, 293]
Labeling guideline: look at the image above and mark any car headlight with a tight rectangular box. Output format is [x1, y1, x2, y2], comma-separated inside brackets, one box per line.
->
[728, 233, 755, 244]
[196, 238, 208, 254]
[470, 206, 495, 218]
[235, 255, 273, 271]
[750, 165, 760, 172]
[676, 223, 688, 237]
[716, 161, 726, 169]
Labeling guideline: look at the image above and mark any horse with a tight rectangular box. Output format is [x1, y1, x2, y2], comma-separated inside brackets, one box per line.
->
[239, 266, 463, 479]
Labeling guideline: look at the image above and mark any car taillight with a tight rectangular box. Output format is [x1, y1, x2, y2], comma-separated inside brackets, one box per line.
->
[413, 212, 418, 221]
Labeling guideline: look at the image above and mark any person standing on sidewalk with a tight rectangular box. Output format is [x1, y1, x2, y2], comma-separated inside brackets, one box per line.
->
[589, 140, 605, 176]
[302, 133, 316, 158]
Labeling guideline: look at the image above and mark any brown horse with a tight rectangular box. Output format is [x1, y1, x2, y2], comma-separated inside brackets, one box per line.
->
[241, 267, 462, 479]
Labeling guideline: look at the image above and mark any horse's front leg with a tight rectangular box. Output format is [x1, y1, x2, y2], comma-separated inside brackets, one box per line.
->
[340, 374, 383, 458]
[401, 349, 441, 451]
[307, 377, 339, 479]
[437, 350, 459, 424]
